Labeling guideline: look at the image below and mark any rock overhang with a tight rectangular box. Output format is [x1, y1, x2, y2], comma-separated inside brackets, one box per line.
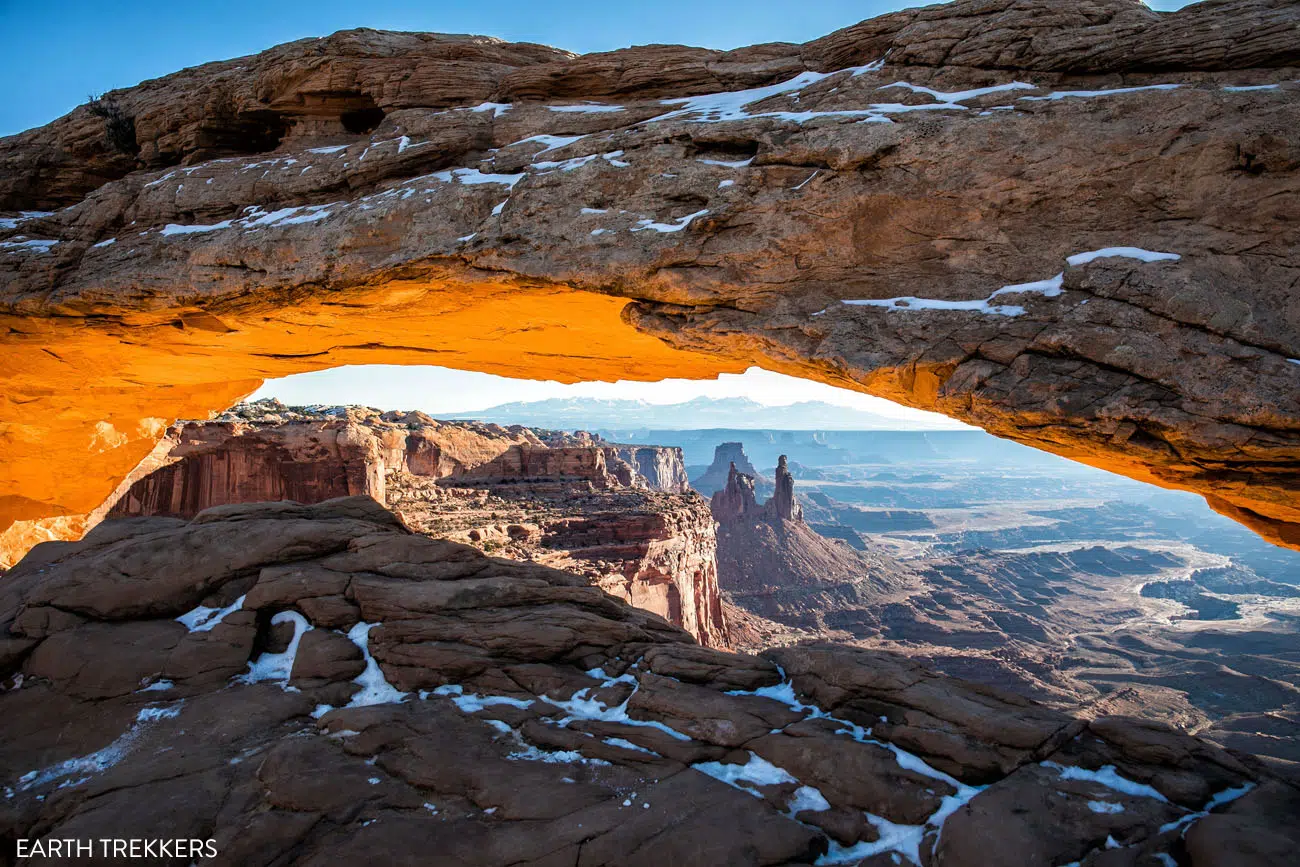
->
[1, 0, 1298, 565]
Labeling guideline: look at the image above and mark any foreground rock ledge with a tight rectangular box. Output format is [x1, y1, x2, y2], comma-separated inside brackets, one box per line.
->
[2, 0, 1299, 565]
[0, 497, 1297, 865]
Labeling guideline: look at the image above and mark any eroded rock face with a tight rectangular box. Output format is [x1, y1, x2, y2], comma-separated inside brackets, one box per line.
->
[108, 421, 385, 517]
[710, 456, 802, 525]
[770, 456, 803, 522]
[540, 506, 727, 649]
[0, 498, 1295, 865]
[617, 445, 692, 494]
[710, 457, 917, 633]
[102, 404, 728, 646]
[2, 0, 1300, 565]
[693, 442, 770, 499]
[106, 405, 549, 516]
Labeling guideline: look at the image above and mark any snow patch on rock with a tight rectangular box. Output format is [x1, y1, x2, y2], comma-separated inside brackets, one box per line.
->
[176, 594, 246, 632]
[239, 611, 311, 684]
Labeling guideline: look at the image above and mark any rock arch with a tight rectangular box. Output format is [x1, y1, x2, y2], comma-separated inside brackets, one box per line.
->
[2, 0, 1299, 566]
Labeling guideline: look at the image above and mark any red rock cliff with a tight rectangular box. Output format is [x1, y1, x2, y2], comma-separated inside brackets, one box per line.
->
[542, 505, 727, 648]
[109, 420, 385, 517]
[104, 403, 728, 646]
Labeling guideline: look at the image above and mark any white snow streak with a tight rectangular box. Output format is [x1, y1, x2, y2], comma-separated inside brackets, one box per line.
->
[468, 102, 512, 117]
[1065, 247, 1180, 266]
[1087, 800, 1125, 814]
[648, 62, 889, 126]
[694, 752, 798, 792]
[430, 167, 526, 188]
[428, 684, 533, 713]
[1043, 762, 1169, 802]
[825, 244, 1180, 318]
[239, 611, 311, 684]
[176, 594, 247, 632]
[631, 209, 708, 233]
[1021, 84, 1181, 102]
[0, 237, 59, 253]
[697, 157, 754, 168]
[548, 103, 625, 113]
[0, 211, 53, 230]
[344, 622, 408, 707]
[509, 134, 587, 156]
[1157, 783, 1255, 835]
[14, 702, 183, 792]
[530, 154, 600, 173]
[878, 81, 1037, 103]
[840, 273, 1063, 317]
[160, 220, 234, 236]
[818, 814, 926, 866]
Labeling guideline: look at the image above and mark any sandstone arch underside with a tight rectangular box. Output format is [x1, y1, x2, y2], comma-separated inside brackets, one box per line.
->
[1, 0, 1299, 567]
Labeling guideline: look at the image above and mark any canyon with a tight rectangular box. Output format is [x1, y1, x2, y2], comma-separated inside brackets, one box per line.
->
[97, 406, 1300, 772]
[104, 401, 727, 647]
[673, 434, 1300, 771]
[1, 0, 1299, 568]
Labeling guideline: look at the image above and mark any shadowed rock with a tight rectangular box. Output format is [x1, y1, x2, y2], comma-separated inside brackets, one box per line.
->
[0, 498, 1295, 864]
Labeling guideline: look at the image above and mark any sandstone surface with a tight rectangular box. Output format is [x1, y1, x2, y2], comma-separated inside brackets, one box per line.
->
[2, 0, 1299, 566]
[1, 497, 1296, 865]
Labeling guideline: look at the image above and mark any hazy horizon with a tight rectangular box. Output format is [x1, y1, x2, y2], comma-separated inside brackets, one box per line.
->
[246, 364, 973, 430]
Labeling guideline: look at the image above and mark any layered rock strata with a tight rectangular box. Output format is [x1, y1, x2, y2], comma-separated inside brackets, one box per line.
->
[2, 0, 1300, 564]
[0, 498, 1296, 866]
[107, 404, 550, 517]
[710, 456, 918, 631]
[396, 485, 728, 649]
[103, 403, 726, 646]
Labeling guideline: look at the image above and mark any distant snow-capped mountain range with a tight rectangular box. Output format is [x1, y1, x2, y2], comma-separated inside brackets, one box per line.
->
[447, 396, 966, 430]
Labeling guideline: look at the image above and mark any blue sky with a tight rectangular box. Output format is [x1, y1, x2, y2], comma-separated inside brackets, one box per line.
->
[2, 0, 1193, 136]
